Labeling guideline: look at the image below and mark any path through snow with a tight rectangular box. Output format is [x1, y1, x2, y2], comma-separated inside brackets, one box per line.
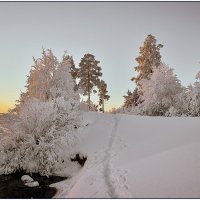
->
[53, 113, 130, 198]
[103, 116, 119, 198]
[103, 115, 131, 198]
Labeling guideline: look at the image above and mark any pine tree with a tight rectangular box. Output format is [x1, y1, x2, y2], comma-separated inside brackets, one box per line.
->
[123, 88, 139, 110]
[98, 80, 110, 113]
[123, 90, 133, 109]
[77, 53, 102, 110]
[132, 34, 163, 87]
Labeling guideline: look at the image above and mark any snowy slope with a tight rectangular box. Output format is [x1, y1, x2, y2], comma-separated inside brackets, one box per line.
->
[52, 112, 200, 198]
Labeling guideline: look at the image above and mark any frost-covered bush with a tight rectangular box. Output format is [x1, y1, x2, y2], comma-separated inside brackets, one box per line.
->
[137, 63, 183, 116]
[166, 88, 189, 116]
[167, 72, 200, 117]
[0, 98, 80, 175]
[0, 97, 81, 176]
[186, 82, 200, 116]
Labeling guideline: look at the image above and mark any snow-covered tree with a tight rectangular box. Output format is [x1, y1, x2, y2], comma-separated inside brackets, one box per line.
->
[185, 74, 200, 116]
[137, 62, 183, 116]
[166, 87, 189, 117]
[132, 34, 163, 87]
[123, 88, 139, 111]
[13, 49, 79, 114]
[50, 53, 79, 102]
[26, 49, 58, 101]
[61, 52, 79, 90]
[123, 90, 133, 110]
[12, 49, 58, 114]
[77, 53, 102, 110]
[98, 80, 110, 113]
[167, 72, 200, 117]
[0, 50, 81, 176]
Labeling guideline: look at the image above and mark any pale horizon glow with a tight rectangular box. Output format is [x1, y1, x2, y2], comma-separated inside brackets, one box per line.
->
[1, 2, 200, 112]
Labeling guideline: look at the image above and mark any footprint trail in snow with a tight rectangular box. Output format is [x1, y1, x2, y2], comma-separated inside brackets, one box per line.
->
[103, 115, 130, 198]
[103, 116, 119, 198]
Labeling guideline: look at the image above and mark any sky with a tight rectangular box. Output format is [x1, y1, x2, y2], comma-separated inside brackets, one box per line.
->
[1, 2, 200, 112]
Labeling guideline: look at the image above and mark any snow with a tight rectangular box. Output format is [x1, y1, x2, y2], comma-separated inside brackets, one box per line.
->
[21, 175, 39, 187]
[24, 181, 39, 187]
[52, 112, 200, 198]
[21, 175, 34, 183]
[1, 112, 200, 197]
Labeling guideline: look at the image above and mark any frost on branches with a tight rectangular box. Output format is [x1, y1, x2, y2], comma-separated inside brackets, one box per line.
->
[184, 74, 200, 116]
[167, 71, 200, 117]
[0, 49, 81, 176]
[137, 63, 183, 116]
[50, 52, 80, 102]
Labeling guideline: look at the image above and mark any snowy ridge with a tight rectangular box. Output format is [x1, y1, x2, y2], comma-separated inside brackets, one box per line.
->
[53, 112, 200, 198]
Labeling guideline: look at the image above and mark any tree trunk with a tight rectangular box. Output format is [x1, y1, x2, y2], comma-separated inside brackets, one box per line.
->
[88, 92, 90, 111]
[87, 65, 90, 111]
[102, 99, 104, 113]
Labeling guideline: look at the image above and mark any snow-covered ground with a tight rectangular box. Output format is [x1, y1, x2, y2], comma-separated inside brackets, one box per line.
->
[1, 112, 200, 198]
[52, 112, 200, 198]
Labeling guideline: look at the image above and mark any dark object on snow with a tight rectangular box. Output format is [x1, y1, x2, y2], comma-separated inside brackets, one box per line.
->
[0, 171, 67, 198]
[71, 153, 87, 167]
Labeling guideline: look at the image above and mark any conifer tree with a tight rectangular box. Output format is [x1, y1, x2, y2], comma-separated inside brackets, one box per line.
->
[77, 53, 102, 110]
[132, 34, 163, 87]
[98, 80, 110, 113]
[123, 88, 139, 109]
[123, 90, 133, 109]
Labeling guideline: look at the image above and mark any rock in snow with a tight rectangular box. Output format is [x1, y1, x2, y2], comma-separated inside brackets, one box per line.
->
[21, 175, 34, 183]
[21, 175, 39, 187]
[24, 181, 39, 187]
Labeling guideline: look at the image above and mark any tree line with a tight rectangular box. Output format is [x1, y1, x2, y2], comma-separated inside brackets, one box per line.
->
[14, 50, 110, 114]
[122, 34, 200, 117]
[13, 34, 200, 116]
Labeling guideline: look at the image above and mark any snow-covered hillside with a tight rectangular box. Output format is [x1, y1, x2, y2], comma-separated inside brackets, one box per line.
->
[51, 112, 200, 198]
